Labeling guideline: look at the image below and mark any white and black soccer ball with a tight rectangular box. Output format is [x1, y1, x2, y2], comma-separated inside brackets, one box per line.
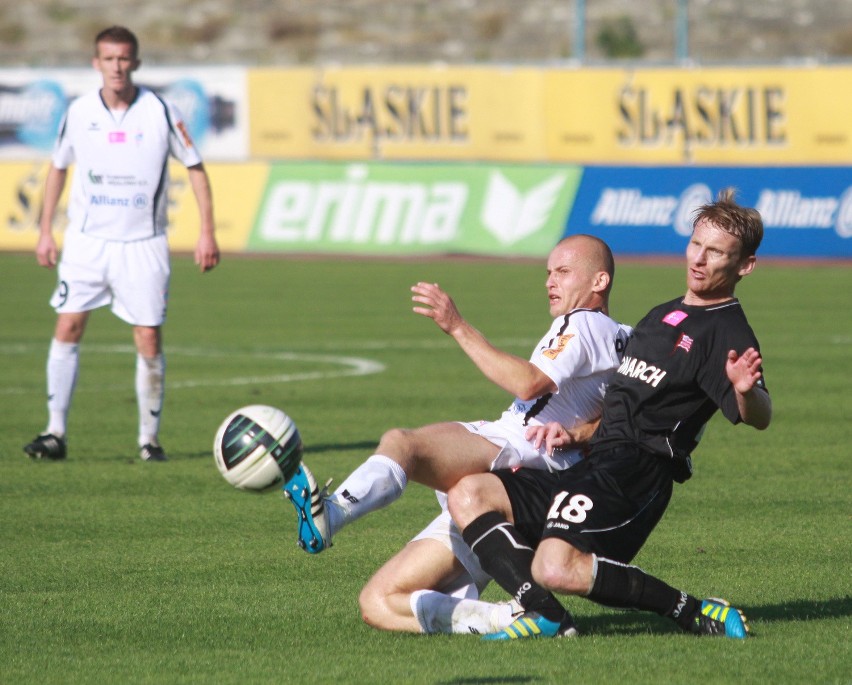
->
[213, 405, 303, 491]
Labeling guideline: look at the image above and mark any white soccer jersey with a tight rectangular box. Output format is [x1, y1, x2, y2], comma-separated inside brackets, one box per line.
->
[52, 86, 202, 242]
[499, 309, 632, 433]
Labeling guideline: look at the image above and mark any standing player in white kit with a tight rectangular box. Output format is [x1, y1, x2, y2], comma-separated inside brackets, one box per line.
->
[24, 26, 219, 462]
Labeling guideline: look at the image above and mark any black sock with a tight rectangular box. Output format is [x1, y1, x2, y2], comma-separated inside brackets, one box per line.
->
[589, 557, 700, 631]
[461, 511, 567, 623]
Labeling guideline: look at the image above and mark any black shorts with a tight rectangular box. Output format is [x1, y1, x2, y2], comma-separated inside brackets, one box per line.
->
[493, 446, 673, 564]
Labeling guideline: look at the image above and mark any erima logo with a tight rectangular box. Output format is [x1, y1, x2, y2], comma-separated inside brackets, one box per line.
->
[257, 165, 563, 247]
[480, 171, 566, 245]
[617, 355, 667, 387]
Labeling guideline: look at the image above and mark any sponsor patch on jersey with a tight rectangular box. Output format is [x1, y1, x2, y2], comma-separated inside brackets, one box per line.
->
[662, 310, 688, 326]
[108, 131, 126, 143]
[542, 334, 574, 360]
[675, 333, 693, 353]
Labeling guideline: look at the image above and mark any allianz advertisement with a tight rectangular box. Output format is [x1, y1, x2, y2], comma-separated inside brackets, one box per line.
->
[248, 162, 580, 257]
[569, 167, 852, 258]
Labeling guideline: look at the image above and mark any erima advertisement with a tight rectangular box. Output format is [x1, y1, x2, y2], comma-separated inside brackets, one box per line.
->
[568, 167, 852, 258]
[0, 67, 248, 160]
[248, 162, 580, 256]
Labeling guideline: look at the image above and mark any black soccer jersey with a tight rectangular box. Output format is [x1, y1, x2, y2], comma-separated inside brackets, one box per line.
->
[590, 296, 766, 481]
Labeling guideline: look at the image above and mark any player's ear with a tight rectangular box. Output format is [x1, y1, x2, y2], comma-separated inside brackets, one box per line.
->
[737, 254, 756, 278]
[592, 270, 610, 294]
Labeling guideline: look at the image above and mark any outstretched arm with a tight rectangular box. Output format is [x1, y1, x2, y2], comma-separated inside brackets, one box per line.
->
[187, 164, 220, 273]
[411, 281, 556, 400]
[727, 347, 772, 430]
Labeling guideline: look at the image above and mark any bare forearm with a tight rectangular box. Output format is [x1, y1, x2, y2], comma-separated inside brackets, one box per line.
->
[188, 165, 215, 236]
[451, 320, 554, 400]
[736, 386, 772, 430]
[39, 167, 66, 235]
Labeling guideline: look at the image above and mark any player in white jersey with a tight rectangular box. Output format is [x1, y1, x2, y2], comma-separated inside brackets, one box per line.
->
[281, 235, 632, 634]
[24, 26, 219, 463]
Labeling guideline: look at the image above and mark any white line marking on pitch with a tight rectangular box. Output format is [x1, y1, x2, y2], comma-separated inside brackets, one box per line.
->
[0, 344, 385, 394]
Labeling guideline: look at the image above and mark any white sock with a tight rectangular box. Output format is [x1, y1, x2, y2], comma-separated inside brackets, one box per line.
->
[411, 590, 518, 635]
[326, 454, 407, 537]
[136, 353, 165, 446]
[46, 338, 79, 436]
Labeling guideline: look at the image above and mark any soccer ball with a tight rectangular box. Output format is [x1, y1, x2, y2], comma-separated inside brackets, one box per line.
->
[213, 405, 303, 491]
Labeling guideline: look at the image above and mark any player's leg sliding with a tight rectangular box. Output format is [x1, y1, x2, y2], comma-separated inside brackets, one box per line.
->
[461, 512, 578, 640]
[282, 463, 334, 553]
[588, 557, 750, 639]
[411, 590, 523, 635]
[282, 454, 407, 554]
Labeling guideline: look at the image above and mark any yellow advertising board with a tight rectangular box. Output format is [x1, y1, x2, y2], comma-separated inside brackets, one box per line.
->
[249, 66, 547, 161]
[0, 162, 264, 253]
[545, 66, 852, 164]
[249, 64, 852, 164]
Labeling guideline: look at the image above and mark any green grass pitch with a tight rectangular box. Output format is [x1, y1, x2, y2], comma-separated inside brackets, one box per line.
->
[0, 251, 849, 684]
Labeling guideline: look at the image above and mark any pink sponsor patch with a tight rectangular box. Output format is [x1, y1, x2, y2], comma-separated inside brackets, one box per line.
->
[108, 131, 126, 143]
[662, 310, 688, 326]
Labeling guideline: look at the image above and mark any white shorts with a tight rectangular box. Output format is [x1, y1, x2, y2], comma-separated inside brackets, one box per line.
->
[411, 509, 492, 598]
[408, 419, 584, 598]
[51, 232, 170, 326]
[460, 419, 583, 472]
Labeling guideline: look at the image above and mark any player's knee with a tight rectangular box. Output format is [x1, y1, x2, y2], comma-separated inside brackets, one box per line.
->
[447, 475, 488, 528]
[358, 583, 386, 629]
[376, 427, 413, 455]
[531, 551, 589, 596]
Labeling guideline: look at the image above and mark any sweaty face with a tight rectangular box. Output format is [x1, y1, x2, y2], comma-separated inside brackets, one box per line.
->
[684, 219, 754, 305]
[545, 242, 598, 318]
[93, 41, 138, 95]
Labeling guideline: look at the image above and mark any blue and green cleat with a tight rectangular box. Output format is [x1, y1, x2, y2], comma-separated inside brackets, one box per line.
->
[482, 611, 578, 640]
[692, 598, 750, 639]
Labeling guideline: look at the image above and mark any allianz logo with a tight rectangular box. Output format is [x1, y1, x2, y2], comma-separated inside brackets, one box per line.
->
[258, 165, 567, 245]
[591, 184, 852, 237]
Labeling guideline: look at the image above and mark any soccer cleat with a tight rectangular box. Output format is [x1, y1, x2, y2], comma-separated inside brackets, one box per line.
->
[140, 443, 168, 462]
[482, 611, 579, 641]
[282, 463, 332, 554]
[23, 433, 66, 460]
[691, 598, 750, 639]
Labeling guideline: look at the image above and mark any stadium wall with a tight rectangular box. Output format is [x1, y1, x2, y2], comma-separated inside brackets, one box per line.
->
[1, 64, 850, 259]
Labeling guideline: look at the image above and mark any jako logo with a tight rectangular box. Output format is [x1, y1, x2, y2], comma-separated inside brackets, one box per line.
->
[481, 171, 567, 245]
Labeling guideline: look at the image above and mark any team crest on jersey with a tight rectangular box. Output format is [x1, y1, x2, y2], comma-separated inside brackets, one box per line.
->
[675, 333, 693, 353]
[542, 334, 574, 360]
[663, 310, 688, 326]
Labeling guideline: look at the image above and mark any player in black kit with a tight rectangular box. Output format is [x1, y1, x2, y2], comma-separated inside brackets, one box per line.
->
[447, 188, 772, 640]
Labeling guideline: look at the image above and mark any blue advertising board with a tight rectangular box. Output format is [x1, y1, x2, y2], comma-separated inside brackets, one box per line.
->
[567, 167, 852, 259]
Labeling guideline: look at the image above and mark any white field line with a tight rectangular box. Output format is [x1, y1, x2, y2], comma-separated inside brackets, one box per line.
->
[0, 344, 390, 394]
